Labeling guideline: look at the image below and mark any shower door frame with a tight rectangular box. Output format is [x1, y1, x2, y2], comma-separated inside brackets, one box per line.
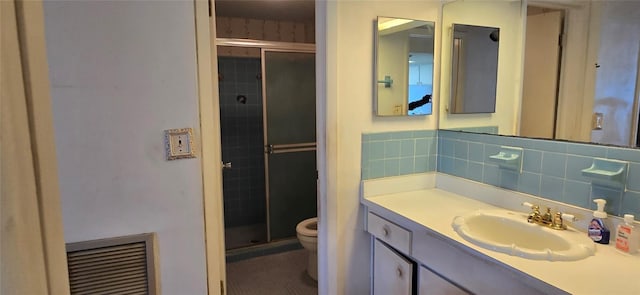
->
[216, 38, 316, 243]
[261, 48, 316, 242]
[216, 38, 314, 54]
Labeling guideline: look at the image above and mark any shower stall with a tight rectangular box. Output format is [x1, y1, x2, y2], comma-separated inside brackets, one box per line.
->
[217, 40, 316, 250]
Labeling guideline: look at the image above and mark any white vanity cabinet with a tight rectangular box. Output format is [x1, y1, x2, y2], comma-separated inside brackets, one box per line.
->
[367, 211, 469, 295]
[411, 229, 563, 295]
[373, 239, 414, 295]
[365, 209, 562, 295]
[368, 212, 414, 294]
[418, 265, 468, 295]
[362, 174, 640, 294]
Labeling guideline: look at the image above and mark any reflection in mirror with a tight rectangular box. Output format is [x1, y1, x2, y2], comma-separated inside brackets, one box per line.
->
[588, 2, 640, 147]
[441, 0, 640, 148]
[520, 6, 564, 140]
[375, 17, 435, 116]
[439, 0, 523, 134]
[450, 24, 499, 114]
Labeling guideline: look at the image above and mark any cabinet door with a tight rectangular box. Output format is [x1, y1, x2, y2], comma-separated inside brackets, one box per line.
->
[419, 265, 469, 295]
[373, 239, 413, 295]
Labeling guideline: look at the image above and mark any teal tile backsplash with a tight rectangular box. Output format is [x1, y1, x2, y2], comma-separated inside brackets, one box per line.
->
[361, 130, 437, 180]
[437, 130, 640, 218]
[360, 129, 640, 218]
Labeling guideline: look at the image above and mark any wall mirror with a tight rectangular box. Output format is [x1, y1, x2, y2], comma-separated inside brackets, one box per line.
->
[439, 0, 640, 148]
[449, 24, 499, 114]
[375, 16, 435, 116]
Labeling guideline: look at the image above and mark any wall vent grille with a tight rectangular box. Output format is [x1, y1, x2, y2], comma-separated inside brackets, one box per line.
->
[66, 233, 158, 295]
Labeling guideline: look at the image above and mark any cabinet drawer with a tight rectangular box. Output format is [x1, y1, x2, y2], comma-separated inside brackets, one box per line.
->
[367, 212, 412, 254]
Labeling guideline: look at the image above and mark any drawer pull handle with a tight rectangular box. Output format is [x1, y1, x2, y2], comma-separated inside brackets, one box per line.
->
[396, 267, 403, 278]
[382, 225, 390, 237]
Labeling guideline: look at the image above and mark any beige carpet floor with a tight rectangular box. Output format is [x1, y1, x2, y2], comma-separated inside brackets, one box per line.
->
[226, 249, 318, 295]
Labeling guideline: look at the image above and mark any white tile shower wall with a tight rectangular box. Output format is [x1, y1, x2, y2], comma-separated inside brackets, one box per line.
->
[361, 130, 438, 180]
[437, 130, 640, 218]
[218, 57, 266, 227]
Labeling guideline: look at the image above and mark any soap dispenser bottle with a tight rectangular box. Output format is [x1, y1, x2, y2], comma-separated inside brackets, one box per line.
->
[615, 214, 639, 254]
[588, 199, 610, 244]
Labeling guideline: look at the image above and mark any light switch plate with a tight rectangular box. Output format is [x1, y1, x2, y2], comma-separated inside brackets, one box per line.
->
[164, 128, 196, 160]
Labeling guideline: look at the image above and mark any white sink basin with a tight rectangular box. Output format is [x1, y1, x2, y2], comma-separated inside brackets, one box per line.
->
[452, 209, 596, 261]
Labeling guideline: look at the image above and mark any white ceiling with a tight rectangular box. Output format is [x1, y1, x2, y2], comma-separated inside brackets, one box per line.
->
[215, 0, 315, 22]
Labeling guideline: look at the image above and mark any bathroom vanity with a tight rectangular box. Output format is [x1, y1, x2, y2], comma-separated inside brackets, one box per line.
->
[362, 173, 640, 295]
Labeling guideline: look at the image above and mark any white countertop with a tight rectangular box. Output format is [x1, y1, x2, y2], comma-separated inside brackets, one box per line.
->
[362, 173, 640, 295]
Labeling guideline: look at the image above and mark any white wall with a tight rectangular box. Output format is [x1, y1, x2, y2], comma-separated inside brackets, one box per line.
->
[589, 1, 640, 146]
[43, 1, 208, 294]
[439, 1, 524, 133]
[321, 1, 440, 293]
[378, 31, 409, 115]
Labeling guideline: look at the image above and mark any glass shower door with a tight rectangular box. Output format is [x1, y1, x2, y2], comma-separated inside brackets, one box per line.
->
[263, 50, 316, 241]
[217, 48, 268, 250]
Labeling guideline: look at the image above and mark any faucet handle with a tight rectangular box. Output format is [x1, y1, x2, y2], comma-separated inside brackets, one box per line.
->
[542, 207, 553, 224]
[524, 203, 540, 223]
[552, 212, 565, 229]
[561, 213, 577, 222]
[551, 212, 577, 230]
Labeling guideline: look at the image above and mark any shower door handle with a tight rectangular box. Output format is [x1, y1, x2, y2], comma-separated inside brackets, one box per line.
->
[265, 142, 316, 154]
[222, 162, 232, 169]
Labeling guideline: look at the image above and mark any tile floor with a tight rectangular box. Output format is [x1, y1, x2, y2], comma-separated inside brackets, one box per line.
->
[226, 249, 318, 295]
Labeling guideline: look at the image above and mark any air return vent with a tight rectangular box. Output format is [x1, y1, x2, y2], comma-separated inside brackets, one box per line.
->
[66, 233, 159, 295]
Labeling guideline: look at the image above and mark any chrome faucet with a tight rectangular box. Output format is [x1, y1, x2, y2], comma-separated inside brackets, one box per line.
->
[522, 202, 576, 230]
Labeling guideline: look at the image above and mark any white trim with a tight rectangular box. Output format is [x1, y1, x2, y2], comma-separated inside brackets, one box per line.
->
[633, 46, 640, 146]
[435, 3, 444, 130]
[316, 0, 338, 294]
[193, 1, 226, 294]
[15, 0, 71, 287]
[2, 0, 70, 293]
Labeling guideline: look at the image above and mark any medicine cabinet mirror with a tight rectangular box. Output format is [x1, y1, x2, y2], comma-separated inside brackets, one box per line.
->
[440, 0, 640, 148]
[375, 17, 435, 116]
[449, 23, 499, 114]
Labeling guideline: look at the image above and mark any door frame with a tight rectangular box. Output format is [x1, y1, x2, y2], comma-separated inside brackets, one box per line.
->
[197, 2, 332, 294]
[524, 0, 592, 142]
[520, 7, 564, 139]
[194, 1, 226, 294]
[4, 1, 228, 294]
[195, 4, 321, 294]
[2, 0, 70, 293]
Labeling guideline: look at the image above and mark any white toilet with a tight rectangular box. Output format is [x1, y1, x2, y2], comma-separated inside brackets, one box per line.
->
[296, 217, 318, 281]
